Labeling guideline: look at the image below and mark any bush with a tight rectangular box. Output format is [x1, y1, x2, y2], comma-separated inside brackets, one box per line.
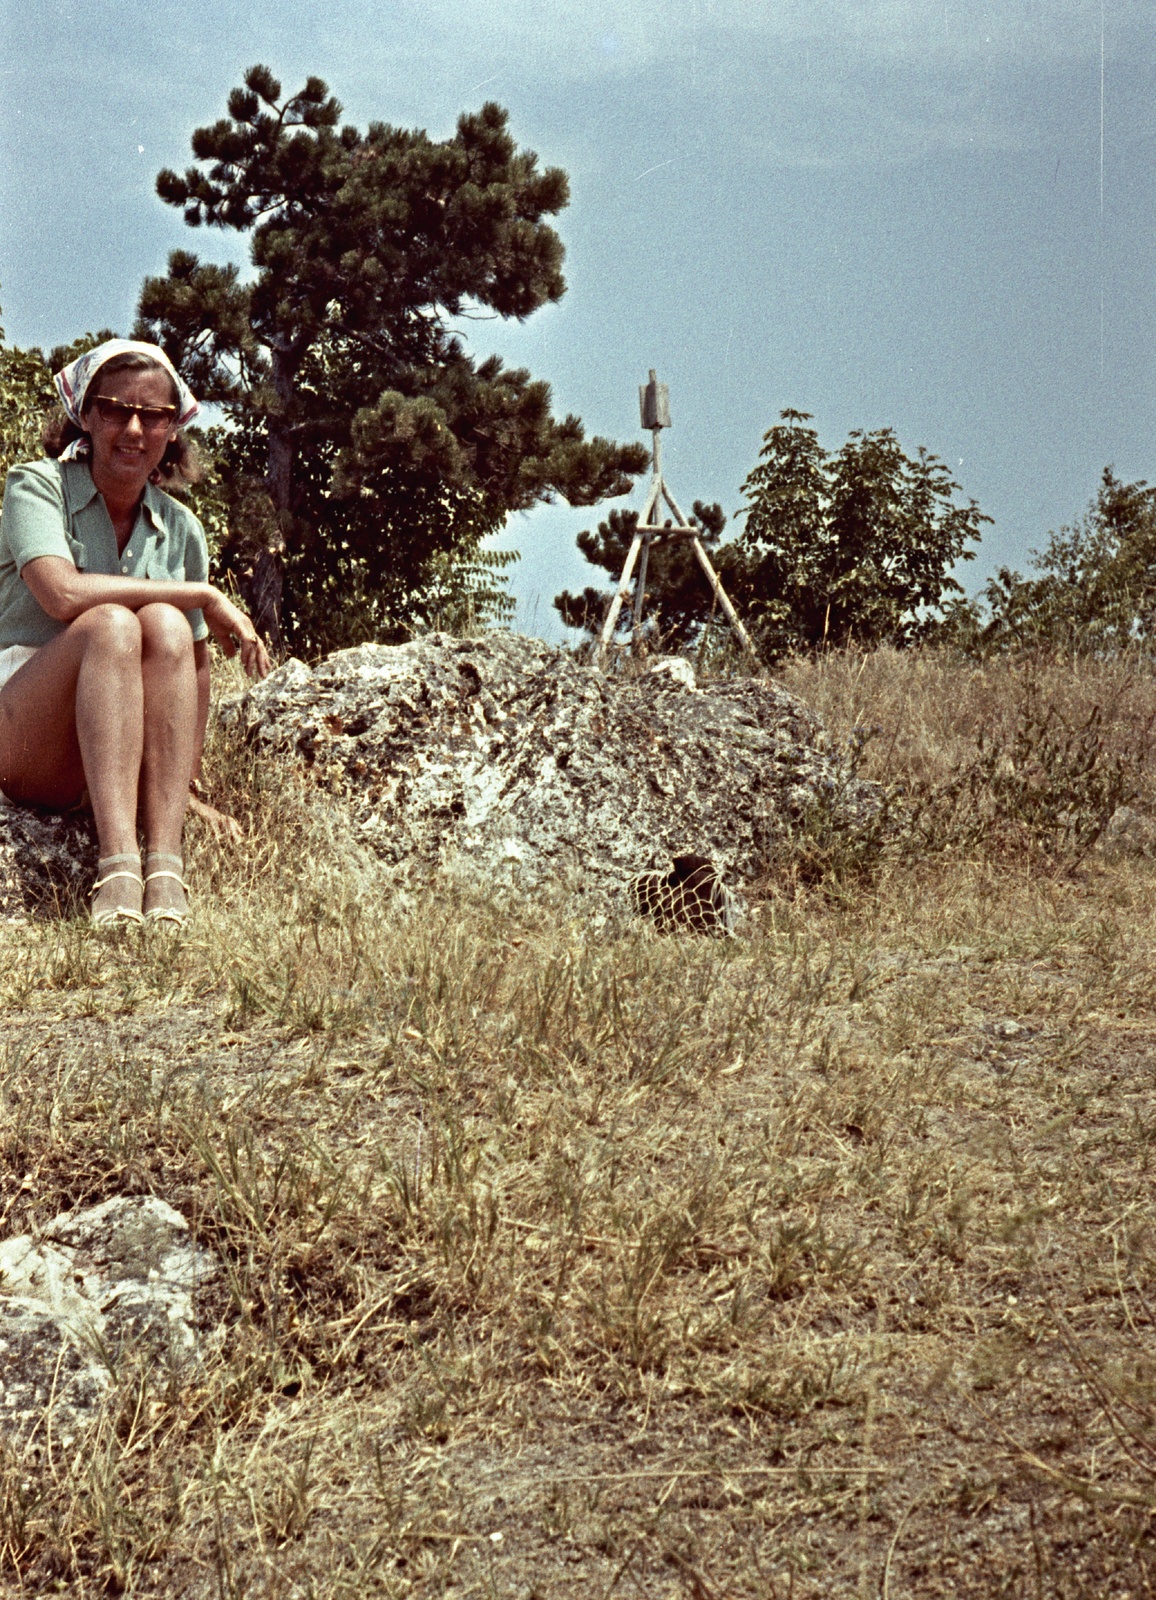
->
[946, 469, 1156, 658]
[907, 689, 1152, 865]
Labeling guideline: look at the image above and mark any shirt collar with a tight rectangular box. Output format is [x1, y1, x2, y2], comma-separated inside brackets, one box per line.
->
[140, 482, 167, 534]
[60, 459, 166, 533]
[60, 459, 101, 515]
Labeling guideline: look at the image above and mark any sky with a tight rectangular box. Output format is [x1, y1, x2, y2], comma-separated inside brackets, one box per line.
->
[1, 0, 1153, 638]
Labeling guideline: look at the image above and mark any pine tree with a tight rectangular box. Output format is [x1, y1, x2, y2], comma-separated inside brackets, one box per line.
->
[554, 501, 732, 651]
[136, 66, 646, 650]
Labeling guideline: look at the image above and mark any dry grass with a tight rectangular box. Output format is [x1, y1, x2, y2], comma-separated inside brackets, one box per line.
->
[778, 644, 1156, 795]
[0, 648, 1154, 1595]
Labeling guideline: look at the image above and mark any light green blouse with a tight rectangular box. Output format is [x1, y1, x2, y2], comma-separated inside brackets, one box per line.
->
[0, 459, 209, 649]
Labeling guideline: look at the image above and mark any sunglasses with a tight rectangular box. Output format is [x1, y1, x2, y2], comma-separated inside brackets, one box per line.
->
[88, 395, 179, 431]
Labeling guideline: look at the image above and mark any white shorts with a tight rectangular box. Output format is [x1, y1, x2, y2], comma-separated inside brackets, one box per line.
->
[0, 645, 38, 690]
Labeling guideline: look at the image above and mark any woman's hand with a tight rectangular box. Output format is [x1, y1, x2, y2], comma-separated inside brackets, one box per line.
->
[202, 589, 271, 679]
[188, 787, 244, 845]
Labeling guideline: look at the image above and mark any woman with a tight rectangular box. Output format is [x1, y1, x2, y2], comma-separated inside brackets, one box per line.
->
[0, 339, 270, 925]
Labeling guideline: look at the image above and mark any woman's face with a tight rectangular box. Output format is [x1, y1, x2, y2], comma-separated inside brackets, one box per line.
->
[83, 366, 180, 497]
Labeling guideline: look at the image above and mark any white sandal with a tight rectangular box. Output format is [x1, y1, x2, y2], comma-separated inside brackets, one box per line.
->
[91, 854, 144, 926]
[143, 852, 189, 926]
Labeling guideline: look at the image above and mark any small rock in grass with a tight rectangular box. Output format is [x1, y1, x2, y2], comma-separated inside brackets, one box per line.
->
[0, 1196, 217, 1446]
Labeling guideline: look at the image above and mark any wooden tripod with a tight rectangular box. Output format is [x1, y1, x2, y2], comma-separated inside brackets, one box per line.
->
[596, 371, 758, 667]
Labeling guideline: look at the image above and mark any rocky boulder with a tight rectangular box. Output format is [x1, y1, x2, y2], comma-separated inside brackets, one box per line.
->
[223, 632, 875, 917]
[0, 1196, 217, 1445]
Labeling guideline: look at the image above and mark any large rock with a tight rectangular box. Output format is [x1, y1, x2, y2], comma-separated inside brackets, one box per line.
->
[0, 800, 95, 921]
[0, 1196, 217, 1445]
[223, 632, 875, 914]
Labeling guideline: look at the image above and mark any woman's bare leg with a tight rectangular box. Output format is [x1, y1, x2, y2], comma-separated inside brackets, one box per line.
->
[138, 604, 197, 856]
[0, 605, 144, 856]
[137, 605, 198, 922]
[0, 603, 201, 921]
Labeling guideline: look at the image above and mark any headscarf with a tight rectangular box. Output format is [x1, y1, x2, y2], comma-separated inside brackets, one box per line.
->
[53, 339, 200, 462]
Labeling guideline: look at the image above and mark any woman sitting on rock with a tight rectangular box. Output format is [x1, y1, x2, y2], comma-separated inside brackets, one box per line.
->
[0, 339, 270, 926]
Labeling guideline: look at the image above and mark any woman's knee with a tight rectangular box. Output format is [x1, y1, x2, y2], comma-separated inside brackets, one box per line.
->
[74, 604, 142, 659]
[139, 603, 194, 662]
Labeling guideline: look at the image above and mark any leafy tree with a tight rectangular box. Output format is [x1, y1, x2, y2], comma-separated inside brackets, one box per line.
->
[0, 312, 55, 486]
[554, 500, 730, 650]
[955, 469, 1156, 656]
[135, 65, 646, 651]
[734, 411, 988, 656]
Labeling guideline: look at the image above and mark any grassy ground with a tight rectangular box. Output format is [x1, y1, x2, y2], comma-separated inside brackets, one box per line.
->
[0, 648, 1155, 1596]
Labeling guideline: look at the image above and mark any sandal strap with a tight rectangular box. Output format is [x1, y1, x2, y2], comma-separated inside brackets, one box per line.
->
[144, 907, 188, 925]
[143, 870, 187, 889]
[91, 870, 143, 894]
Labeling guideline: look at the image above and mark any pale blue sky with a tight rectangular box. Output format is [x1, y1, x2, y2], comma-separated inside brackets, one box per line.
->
[2, 1, 1153, 635]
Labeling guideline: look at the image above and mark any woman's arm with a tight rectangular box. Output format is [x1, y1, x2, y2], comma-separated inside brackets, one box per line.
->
[20, 556, 270, 679]
[21, 555, 212, 623]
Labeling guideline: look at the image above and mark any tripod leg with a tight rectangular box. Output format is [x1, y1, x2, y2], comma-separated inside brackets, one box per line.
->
[632, 531, 652, 649]
[689, 537, 759, 663]
[597, 530, 645, 664]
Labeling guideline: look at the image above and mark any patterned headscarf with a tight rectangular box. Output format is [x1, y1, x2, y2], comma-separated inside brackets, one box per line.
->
[53, 339, 200, 462]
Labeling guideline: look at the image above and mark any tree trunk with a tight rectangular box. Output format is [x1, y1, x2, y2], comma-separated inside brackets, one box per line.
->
[267, 421, 294, 522]
[245, 546, 285, 651]
[252, 342, 302, 650]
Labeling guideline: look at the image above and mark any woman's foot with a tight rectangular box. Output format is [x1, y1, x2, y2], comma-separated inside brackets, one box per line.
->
[91, 853, 144, 926]
[143, 851, 189, 925]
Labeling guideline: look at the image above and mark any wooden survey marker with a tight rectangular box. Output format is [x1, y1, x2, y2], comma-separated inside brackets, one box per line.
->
[596, 371, 758, 667]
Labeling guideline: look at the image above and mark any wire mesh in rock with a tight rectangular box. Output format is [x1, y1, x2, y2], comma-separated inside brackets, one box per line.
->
[631, 854, 738, 935]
